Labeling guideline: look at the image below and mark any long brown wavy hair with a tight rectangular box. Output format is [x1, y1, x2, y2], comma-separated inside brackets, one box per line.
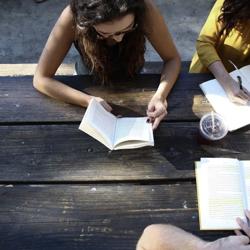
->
[70, 0, 146, 84]
[218, 0, 250, 36]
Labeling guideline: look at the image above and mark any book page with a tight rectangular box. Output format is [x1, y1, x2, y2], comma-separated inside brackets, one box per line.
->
[79, 122, 112, 150]
[79, 99, 117, 149]
[240, 161, 250, 209]
[113, 117, 154, 149]
[196, 158, 245, 230]
[200, 65, 250, 131]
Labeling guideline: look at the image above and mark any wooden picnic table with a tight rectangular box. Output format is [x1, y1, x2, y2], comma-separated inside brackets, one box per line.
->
[0, 64, 249, 250]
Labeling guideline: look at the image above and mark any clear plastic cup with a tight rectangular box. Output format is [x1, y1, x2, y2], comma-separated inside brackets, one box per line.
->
[199, 112, 228, 141]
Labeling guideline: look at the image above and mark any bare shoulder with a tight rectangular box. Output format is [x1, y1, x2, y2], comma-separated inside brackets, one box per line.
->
[144, 0, 163, 17]
[57, 5, 75, 29]
[50, 5, 76, 43]
[142, 0, 179, 61]
[144, 0, 158, 11]
[143, 0, 165, 33]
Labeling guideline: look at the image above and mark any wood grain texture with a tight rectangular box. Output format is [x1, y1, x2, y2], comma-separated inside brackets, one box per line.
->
[0, 71, 242, 248]
[1, 123, 249, 182]
[0, 184, 230, 250]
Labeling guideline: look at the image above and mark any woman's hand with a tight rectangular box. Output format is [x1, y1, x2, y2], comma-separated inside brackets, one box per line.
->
[220, 77, 250, 105]
[147, 95, 168, 130]
[235, 209, 250, 237]
[208, 61, 250, 105]
[88, 96, 112, 112]
[202, 210, 250, 250]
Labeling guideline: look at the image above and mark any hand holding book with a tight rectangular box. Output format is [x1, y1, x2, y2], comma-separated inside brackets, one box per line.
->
[147, 94, 168, 130]
[235, 209, 250, 237]
[79, 98, 154, 150]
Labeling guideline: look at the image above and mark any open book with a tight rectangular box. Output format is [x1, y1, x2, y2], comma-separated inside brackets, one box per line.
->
[200, 65, 250, 131]
[195, 158, 250, 230]
[79, 98, 154, 150]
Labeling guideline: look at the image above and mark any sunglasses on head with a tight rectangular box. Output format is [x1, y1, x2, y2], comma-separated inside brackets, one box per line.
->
[94, 22, 138, 40]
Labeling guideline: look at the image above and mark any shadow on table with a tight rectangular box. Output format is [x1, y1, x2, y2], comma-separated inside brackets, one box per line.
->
[154, 123, 250, 171]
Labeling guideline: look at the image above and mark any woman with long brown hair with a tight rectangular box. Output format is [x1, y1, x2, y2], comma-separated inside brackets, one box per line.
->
[190, 0, 250, 105]
[33, 0, 180, 129]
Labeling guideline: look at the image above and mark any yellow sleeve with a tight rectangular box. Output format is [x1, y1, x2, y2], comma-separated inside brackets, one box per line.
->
[196, 0, 224, 67]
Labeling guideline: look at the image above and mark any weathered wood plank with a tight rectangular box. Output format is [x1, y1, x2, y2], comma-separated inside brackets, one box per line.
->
[0, 184, 230, 250]
[0, 73, 213, 123]
[1, 122, 249, 182]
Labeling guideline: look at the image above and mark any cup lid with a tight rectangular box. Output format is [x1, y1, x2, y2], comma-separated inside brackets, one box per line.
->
[200, 113, 228, 140]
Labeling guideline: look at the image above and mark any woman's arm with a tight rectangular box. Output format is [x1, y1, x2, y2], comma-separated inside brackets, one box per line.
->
[137, 210, 250, 250]
[194, 0, 223, 70]
[136, 224, 205, 250]
[144, 0, 181, 129]
[33, 6, 93, 108]
[136, 223, 250, 250]
[208, 61, 250, 105]
[192, 0, 250, 104]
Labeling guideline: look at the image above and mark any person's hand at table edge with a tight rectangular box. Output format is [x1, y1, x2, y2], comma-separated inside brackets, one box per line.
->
[147, 94, 168, 130]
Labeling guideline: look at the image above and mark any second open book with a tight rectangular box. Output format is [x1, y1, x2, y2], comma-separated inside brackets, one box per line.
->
[200, 65, 250, 131]
[79, 98, 154, 150]
[196, 158, 250, 230]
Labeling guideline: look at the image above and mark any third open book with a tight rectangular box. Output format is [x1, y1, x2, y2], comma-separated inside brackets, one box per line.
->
[196, 158, 250, 230]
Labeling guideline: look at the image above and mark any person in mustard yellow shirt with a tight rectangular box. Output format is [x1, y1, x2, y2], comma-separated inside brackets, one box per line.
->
[190, 0, 250, 105]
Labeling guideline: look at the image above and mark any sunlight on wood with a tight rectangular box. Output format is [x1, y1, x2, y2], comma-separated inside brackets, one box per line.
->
[0, 63, 75, 76]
